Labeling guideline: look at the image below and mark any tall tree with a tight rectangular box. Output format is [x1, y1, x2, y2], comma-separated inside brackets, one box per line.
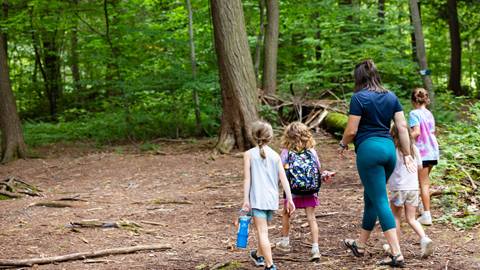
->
[409, 0, 434, 104]
[211, 0, 258, 153]
[447, 0, 463, 96]
[253, 0, 265, 87]
[70, 0, 81, 93]
[0, 1, 27, 163]
[262, 0, 279, 95]
[185, 0, 202, 135]
[378, 0, 385, 31]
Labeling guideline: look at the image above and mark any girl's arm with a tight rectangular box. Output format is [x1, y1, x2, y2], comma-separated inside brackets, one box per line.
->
[393, 111, 416, 173]
[242, 152, 251, 211]
[278, 159, 295, 214]
[340, 115, 361, 149]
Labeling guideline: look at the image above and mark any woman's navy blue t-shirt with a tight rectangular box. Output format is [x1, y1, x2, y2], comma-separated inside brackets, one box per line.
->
[349, 89, 403, 149]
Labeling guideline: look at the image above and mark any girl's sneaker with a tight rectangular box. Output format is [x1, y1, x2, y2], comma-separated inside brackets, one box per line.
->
[417, 212, 432, 226]
[264, 264, 277, 270]
[310, 249, 321, 262]
[249, 250, 265, 267]
[275, 238, 291, 252]
[420, 237, 433, 258]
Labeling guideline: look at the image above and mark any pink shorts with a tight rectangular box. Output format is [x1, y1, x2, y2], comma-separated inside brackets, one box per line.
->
[284, 194, 319, 209]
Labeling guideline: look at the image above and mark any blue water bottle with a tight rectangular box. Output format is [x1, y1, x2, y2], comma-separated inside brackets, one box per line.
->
[236, 212, 251, 249]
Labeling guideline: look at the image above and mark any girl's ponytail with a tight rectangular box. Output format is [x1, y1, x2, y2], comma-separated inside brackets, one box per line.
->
[251, 121, 273, 159]
[259, 143, 266, 159]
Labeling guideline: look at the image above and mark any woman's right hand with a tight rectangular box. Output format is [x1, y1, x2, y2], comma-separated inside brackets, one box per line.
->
[404, 155, 417, 173]
[241, 201, 250, 212]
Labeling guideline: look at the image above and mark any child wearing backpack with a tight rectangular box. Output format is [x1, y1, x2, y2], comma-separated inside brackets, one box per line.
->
[386, 124, 433, 258]
[409, 88, 440, 226]
[276, 122, 335, 262]
[242, 121, 296, 270]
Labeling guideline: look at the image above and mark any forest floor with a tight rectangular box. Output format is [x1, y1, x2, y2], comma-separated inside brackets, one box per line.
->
[0, 132, 479, 270]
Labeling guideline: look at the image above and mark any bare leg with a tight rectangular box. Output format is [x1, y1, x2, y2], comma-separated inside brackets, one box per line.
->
[305, 207, 319, 245]
[383, 228, 403, 258]
[419, 167, 431, 211]
[358, 228, 372, 246]
[281, 207, 290, 237]
[254, 217, 273, 267]
[390, 203, 403, 242]
[405, 204, 426, 239]
[253, 220, 263, 257]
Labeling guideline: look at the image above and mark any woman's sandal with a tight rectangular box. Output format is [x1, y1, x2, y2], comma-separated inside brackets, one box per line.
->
[378, 254, 405, 268]
[342, 239, 365, 257]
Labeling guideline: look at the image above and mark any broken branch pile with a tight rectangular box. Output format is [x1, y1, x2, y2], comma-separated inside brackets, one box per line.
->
[0, 176, 42, 199]
[259, 91, 348, 134]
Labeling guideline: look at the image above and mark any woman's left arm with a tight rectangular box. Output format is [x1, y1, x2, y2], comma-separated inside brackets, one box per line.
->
[339, 115, 361, 151]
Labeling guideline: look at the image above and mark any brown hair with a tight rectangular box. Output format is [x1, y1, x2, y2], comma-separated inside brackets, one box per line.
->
[390, 124, 415, 160]
[281, 122, 316, 152]
[251, 121, 273, 159]
[354, 59, 387, 93]
[411, 87, 430, 105]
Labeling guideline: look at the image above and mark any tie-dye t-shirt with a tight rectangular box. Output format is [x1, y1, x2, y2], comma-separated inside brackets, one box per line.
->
[409, 108, 440, 161]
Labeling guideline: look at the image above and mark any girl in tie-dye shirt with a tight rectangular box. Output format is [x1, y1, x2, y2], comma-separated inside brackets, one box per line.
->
[409, 88, 439, 226]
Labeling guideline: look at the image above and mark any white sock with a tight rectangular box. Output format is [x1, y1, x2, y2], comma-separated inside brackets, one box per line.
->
[282, 236, 289, 244]
[423, 211, 431, 218]
[311, 243, 319, 253]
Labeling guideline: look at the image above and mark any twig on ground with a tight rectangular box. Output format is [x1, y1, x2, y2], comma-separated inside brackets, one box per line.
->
[0, 245, 171, 267]
[315, 212, 338, 218]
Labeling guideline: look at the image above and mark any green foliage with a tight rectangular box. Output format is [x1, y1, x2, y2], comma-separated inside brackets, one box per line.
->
[432, 101, 480, 229]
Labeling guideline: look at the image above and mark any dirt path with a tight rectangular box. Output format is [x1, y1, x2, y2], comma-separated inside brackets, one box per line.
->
[0, 133, 478, 270]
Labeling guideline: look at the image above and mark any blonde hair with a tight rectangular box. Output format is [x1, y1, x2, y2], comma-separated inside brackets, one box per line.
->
[251, 120, 273, 159]
[390, 124, 415, 159]
[411, 87, 430, 105]
[281, 122, 316, 152]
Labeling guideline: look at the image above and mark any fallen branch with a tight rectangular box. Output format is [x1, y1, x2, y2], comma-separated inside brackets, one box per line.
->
[316, 211, 339, 218]
[29, 202, 73, 208]
[0, 190, 21, 199]
[459, 164, 477, 190]
[0, 244, 171, 267]
[30, 201, 73, 208]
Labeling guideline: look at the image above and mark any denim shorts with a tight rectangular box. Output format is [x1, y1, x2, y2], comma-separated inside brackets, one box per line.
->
[250, 208, 274, 221]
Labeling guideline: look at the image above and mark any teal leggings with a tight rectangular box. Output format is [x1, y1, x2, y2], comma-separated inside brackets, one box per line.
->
[356, 137, 396, 232]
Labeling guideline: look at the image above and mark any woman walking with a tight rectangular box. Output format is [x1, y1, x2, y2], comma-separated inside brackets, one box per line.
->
[339, 60, 416, 267]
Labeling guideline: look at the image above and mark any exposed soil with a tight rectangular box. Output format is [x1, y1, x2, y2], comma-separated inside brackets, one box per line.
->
[0, 132, 478, 270]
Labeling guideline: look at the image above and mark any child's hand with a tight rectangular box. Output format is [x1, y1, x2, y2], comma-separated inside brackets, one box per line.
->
[321, 170, 336, 184]
[241, 201, 250, 212]
[286, 199, 295, 215]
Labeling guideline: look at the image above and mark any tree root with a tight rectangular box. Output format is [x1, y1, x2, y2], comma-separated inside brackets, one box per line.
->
[0, 244, 171, 267]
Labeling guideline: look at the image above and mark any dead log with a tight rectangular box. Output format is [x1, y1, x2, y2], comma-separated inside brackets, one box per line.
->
[323, 112, 348, 135]
[0, 244, 171, 267]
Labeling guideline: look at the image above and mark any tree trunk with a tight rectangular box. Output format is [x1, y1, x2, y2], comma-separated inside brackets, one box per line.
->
[42, 33, 61, 120]
[447, 0, 463, 96]
[262, 0, 279, 95]
[378, 0, 385, 33]
[70, 0, 81, 92]
[253, 0, 265, 87]
[409, 0, 434, 104]
[211, 0, 259, 153]
[0, 1, 27, 163]
[185, 0, 202, 135]
[104, 0, 121, 96]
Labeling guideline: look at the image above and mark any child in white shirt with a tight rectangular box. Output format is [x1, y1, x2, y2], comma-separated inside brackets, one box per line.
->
[387, 124, 433, 258]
